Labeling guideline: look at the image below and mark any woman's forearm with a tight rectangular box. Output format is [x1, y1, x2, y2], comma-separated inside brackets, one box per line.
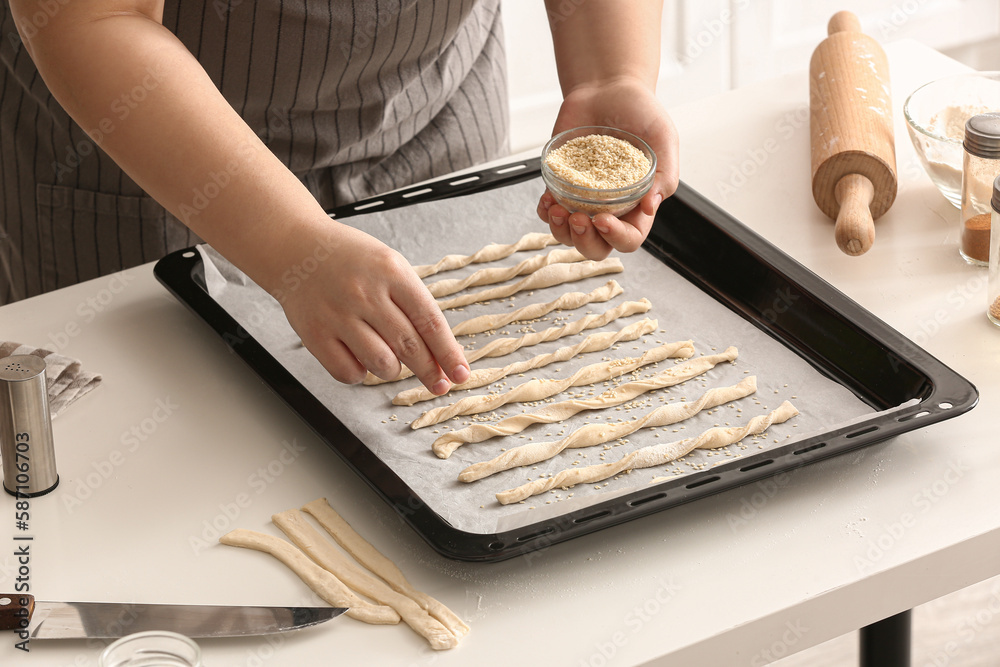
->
[10, 0, 475, 393]
[544, 0, 663, 93]
[11, 1, 330, 291]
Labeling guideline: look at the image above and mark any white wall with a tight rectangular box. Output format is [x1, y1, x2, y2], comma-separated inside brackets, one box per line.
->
[502, 0, 1000, 153]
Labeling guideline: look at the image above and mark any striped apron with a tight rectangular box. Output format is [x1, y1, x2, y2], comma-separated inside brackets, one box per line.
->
[0, 0, 509, 304]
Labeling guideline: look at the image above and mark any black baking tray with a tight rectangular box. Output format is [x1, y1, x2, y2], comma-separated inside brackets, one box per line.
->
[154, 158, 978, 562]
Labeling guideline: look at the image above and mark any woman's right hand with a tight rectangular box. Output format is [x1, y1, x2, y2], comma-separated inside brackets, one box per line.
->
[7, 1, 467, 396]
[270, 223, 471, 394]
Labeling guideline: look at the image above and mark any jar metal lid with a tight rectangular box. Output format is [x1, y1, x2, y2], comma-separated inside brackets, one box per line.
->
[964, 113, 1000, 159]
[992, 173, 1000, 213]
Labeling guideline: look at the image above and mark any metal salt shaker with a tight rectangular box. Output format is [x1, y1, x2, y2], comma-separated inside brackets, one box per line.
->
[0, 355, 59, 497]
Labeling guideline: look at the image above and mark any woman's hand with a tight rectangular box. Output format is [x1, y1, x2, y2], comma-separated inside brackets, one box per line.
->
[272, 223, 471, 394]
[537, 78, 679, 260]
[7, 1, 469, 393]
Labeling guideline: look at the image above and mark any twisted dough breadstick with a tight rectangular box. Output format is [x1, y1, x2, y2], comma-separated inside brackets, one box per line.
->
[364, 293, 649, 385]
[496, 401, 799, 504]
[219, 529, 400, 624]
[302, 498, 470, 639]
[432, 347, 738, 458]
[272, 510, 458, 650]
[436, 258, 623, 310]
[412, 341, 694, 429]
[451, 279, 623, 337]
[394, 318, 658, 406]
[412, 232, 557, 279]
[460, 376, 758, 482]
[426, 248, 587, 297]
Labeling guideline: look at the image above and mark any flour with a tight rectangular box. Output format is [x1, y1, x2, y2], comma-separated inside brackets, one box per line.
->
[928, 104, 992, 141]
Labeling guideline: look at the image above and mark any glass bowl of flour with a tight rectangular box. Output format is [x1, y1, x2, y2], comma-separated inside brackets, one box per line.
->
[905, 71, 1000, 207]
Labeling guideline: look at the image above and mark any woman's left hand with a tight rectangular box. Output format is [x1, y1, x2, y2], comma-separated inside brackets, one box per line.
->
[537, 78, 679, 260]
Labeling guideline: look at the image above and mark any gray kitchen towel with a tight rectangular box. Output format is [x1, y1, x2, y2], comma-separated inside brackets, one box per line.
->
[0, 342, 102, 417]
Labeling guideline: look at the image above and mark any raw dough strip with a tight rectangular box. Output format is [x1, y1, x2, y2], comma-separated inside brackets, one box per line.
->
[364, 292, 649, 385]
[301, 498, 470, 640]
[218, 529, 400, 625]
[455, 297, 649, 358]
[460, 376, 758, 482]
[426, 248, 587, 297]
[272, 510, 458, 650]
[432, 347, 738, 458]
[412, 232, 557, 279]
[412, 341, 694, 429]
[496, 401, 799, 504]
[393, 318, 659, 406]
[436, 258, 623, 310]
[451, 280, 624, 337]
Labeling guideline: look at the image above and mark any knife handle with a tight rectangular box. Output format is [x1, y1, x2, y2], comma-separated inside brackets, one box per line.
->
[0, 594, 34, 631]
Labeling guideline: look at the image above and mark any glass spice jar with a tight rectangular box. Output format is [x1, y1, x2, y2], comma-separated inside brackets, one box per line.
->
[961, 113, 1000, 265]
[989, 174, 1000, 328]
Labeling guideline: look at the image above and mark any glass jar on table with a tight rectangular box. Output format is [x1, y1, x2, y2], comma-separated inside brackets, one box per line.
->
[961, 113, 1000, 265]
[989, 174, 1000, 327]
[99, 631, 202, 666]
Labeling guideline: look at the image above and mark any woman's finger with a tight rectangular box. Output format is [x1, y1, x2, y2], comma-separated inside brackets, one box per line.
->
[392, 279, 470, 393]
[340, 320, 407, 382]
[365, 304, 454, 393]
[643, 121, 679, 217]
[545, 202, 574, 247]
[305, 336, 368, 385]
[567, 212, 612, 259]
[536, 198, 549, 223]
[594, 208, 651, 253]
[537, 190, 556, 223]
[596, 163, 673, 252]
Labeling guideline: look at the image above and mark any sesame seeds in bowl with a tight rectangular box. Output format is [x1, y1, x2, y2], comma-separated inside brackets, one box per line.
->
[541, 126, 656, 218]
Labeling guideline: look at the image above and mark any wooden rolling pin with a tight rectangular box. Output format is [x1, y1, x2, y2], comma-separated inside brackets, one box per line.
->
[809, 11, 897, 256]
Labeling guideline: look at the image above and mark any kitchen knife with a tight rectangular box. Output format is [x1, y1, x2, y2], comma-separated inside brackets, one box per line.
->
[0, 593, 345, 639]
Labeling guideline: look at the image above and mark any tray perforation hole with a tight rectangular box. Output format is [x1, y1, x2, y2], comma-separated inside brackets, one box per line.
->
[488, 541, 504, 551]
[686, 475, 720, 490]
[449, 176, 479, 186]
[938, 402, 953, 410]
[574, 510, 611, 525]
[846, 425, 878, 439]
[516, 528, 555, 543]
[495, 164, 527, 174]
[739, 459, 774, 472]
[353, 200, 385, 211]
[628, 493, 666, 508]
[793, 442, 826, 455]
[898, 410, 930, 422]
[402, 187, 433, 199]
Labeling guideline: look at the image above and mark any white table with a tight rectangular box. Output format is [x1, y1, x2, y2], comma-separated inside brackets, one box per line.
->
[1, 39, 998, 667]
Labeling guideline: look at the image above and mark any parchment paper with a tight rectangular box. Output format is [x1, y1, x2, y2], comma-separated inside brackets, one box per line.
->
[198, 177, 876, 534]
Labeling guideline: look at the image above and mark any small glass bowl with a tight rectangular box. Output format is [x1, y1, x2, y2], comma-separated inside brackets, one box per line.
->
[99, 631, 202, 667]
[541, 126, 656, 218]
[904, 71, 1000, 208]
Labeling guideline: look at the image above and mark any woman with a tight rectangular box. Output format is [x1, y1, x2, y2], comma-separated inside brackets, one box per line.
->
[1, 0, 678, 395]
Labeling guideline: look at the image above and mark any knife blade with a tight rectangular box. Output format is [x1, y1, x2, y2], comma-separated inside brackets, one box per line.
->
[0, 594, 346, 639]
